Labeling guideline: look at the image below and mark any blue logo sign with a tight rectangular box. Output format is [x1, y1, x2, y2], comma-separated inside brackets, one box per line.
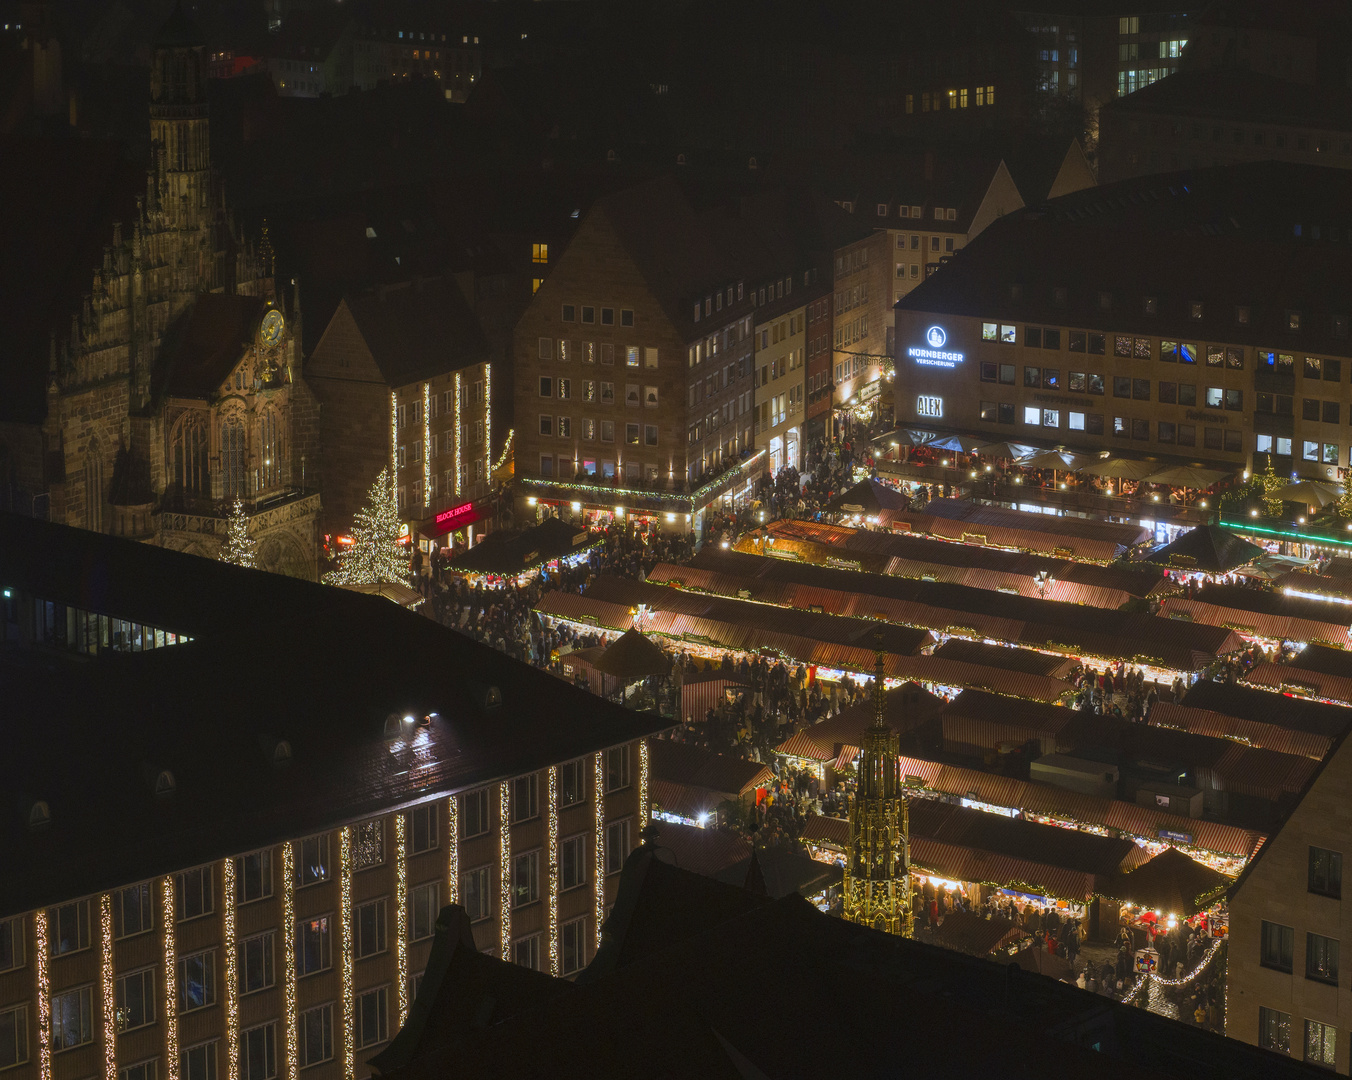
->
[908, 325, 964, 369]
[926, 325, 947, 348]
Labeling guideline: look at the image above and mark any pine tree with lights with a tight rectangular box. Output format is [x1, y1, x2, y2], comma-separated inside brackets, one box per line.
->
[324, 468, 411, 586]
[219, 498, 258, 568]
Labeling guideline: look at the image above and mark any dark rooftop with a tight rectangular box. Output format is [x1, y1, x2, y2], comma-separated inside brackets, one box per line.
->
[0, 514, 671, 917]
[157, 292, 266, 399]
[1181, 680, 1352, 738]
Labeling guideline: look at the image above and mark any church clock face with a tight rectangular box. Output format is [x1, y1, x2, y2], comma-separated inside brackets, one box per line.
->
[260, 309, 285, 346]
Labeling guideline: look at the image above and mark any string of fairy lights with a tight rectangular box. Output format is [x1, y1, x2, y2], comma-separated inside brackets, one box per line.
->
[35, 909, 50, 1080]
[593, 752, 606, 949]
[421, 382, 432, 509]
[454, 372, 463, 499]
[281, 843, 298, 1080]
[446, 794, 460, 903]
[484, 362, 492, 478]
[160, 877, 180, 1080]
[388, 390, 398, 484]
[638, 742, 650, 832]
[99, 894, 115, 1080]
[393, 815, 409, 1027]
[222, 860, 239, 1080]
[498, 783, 512, 960]
[547, 766, 560, 977]
[339, 827, 355, 1080]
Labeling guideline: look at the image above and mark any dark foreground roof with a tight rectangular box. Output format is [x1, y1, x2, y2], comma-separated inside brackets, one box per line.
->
[0, 514, 671, 916]
[370, 844, 1319, 1080]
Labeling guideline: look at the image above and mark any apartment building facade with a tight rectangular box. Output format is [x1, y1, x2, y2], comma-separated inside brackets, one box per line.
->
[0, 516, 665, 1080]
[512, 178, 827, 532]
[753, 300, 808, 473]
[891, 162, 1352, 480]
[306, 278, 497, 545]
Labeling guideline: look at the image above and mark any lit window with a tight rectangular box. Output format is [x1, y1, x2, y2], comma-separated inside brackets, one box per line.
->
[531, 243, 548, 264]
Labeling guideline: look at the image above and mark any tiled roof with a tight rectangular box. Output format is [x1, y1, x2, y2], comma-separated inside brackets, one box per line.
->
[928, 910, 1028, 957]
[649, 740, 772, 797]
[1147, 701, 1335, 761]
[895, 498, 1150, 563]
[343, 276, 491, 388]
[159, 292, 266, 398]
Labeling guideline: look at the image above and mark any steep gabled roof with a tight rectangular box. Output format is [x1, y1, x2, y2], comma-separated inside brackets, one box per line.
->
[343, 276, 492, 388]
[158, 292, 266, 399]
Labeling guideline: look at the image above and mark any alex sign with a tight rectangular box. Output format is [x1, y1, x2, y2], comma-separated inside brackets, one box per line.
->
[916, 395, 943, 418]
[907, 325, 964, 369]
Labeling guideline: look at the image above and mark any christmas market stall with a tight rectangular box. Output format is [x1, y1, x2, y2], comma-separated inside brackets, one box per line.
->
[1242, 643, 1352, 705]
[928, 910, 1030, 959]
[592, 627, 672, 709]
[444, 515, 599, 586]
[823, 477, 913, 526]
[1098, 847, 1231, 973]
[1138, 524, 1265, 582]
[1156, 584, 1352, 650]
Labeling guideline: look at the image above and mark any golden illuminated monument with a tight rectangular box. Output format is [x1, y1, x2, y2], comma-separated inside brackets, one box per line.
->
[843, 648, 913, 936]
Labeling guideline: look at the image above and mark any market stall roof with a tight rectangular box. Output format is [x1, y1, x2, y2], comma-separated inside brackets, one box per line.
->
[1139, 525, 1264, 574]
[1273, 567, 1352, 600]
[774, 687, 947, 764]
[824, 477, 911, 516]
[593, 629, 670, 679]
[649, 551, 1242, 674]
[649, 740, 773, 799]
[747, 519, 1168, 603]
[1146, 701, 1336, 761]
[1156, 586, 1352, 649]
[931, 640, 1077, 680]
[929, 910, 1028, 957]
[339, 581, 424, 608]
[1243, 651, 1352, 704]
[446, 517, 597, 576]
[1101, 847, 1230, 917]
[894, 498, 1151, 562]
[646, 821, 752, 880]
[1181, 680, 1352, 740]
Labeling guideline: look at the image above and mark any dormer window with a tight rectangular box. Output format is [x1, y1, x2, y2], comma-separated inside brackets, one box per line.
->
[27, 801, 50, 829]
[1236, 305, 1251, 325]
[154, 770, 176, 797]
[1144, 297, 1157, 314]
[1190, 301, 1204, 320]
[877, 203, 888, 216]
[1288, 310, 1302, 331]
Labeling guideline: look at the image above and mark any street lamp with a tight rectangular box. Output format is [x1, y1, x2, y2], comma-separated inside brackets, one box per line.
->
[1033, 570, 1053, 600]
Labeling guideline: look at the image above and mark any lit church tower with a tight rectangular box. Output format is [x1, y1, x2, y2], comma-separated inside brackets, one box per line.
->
[843, 645, 913, 936]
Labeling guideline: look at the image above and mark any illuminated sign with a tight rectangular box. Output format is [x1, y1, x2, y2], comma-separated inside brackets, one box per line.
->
[916, 395, 943, 418]
[907, 326, 964, 368]
[432, 500, 489, 536]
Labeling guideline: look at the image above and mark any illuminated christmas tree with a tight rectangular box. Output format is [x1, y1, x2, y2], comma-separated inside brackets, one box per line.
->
[219, 498, 258, 568]
[324, 468, 410, 586]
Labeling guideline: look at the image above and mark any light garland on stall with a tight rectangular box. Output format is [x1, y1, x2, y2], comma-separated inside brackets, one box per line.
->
[446, 795, 459, 904]
[161, 877, 180, 1080]
[454, 372, 463, 499]
[498, 783, 511, 960]
[281, 843, 298, 1080]
[593, 752, 605, 949]
[491, 429, 514, 476]
[638, 742, 650, 831]
[520, 449, 766, 511]
[547, 767, 560, 976]
[99, 894, 115, 1080]
[339, 827, 354, 1080]
[394, 814, 408, 1026]
[422, 382, 432, 509]
[222, 860, 238, 1080]
[35, 910, 50, 1080]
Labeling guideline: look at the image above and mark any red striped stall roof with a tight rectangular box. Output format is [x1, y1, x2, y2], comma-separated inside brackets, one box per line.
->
[1147, 701, 1335, 761]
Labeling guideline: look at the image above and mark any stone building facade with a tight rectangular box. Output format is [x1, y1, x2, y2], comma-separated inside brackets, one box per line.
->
[36, 6, 321, 578]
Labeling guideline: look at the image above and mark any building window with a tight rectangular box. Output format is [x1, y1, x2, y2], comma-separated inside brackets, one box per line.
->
[50, 899, 91, 954]
[408, 804, 437, 854]
[462, 788, 490, 838]
[621, 309, 634, 327]
[181, 1043, 216, 1080]
[172, 414, 210, 497]
[1307, 933, 1339, 984]
[1310, 847, 1342, 898]
[462, 867, 490, 922]
[0, 917, 21, 973]
[512, 850, 540, 908]
[353, 820, 384, 871]
[531, 243, 548, 264]
[356, 988, 388, 1049]
[1306, 1020, 1337, 1068]
[239, 932, 274, 995]
[114, 883, 153, 940]
[605, 746, 630, 791]
[221, 420, 246, 499]
[115, 967, 156, 1032]
[605, 819, 631, 876]
[1023, 406, 1040, 426]
[558, 760, 585, 807]
[235, 851, 273, 904]
[298, 1004, 332, 1068]
[355, 899, 387, 959]
[1261, 920, 1294, 972]
[562, 304, 575, 322]
[561, 834, 586, 891]
[297, 835, 330, 887]
[410, 882, 439, 941]
[0, 1004, 28, 1068]
[561, 918, 586, 975]
[178, 950, 216, 1013]
[511, 774, 539, 822]
[297, 917, 331, 977]
[51, 987, 93, 1050]
[513, 935, 540, 971]
[242, 1024, 276, 1080]
[1259, 1008, 1290, 1054]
